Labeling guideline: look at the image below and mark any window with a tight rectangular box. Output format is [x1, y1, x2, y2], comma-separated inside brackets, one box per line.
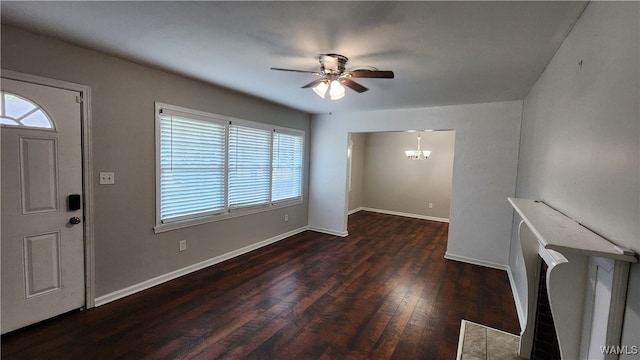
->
[155, 103, 304, 232]
[0, 91, 55, 129]
[158, 109, 227, 223]
[272, 130, 303, 202]
[228, 124, 272, 210]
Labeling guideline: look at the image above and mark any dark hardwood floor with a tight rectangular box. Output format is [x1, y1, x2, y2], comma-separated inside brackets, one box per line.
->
[2, 211, 519, 359]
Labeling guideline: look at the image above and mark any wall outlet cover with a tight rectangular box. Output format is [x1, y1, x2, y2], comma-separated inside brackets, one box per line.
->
[100, 172, 115, 185]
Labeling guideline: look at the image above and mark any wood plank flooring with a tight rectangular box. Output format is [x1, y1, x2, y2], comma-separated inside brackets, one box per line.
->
[2, 211, 519, 359]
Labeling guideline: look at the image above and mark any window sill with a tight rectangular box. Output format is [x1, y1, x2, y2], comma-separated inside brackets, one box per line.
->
[153, 198, 303, 234]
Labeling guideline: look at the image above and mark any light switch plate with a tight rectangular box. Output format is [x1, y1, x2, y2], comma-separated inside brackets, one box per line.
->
[100, 172, 115, 185]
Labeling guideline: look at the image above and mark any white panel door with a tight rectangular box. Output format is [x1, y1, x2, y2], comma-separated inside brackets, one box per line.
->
[1, 78, 84, 334]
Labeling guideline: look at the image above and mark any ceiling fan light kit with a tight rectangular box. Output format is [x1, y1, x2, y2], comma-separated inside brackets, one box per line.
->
[312, 81, 329, 98]
[271, 53, 394, 101]
[328, 80, 346, 100]
[311, 79, 346, 100]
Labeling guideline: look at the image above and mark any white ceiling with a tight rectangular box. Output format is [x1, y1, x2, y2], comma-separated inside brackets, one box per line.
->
[1, 1, 587, 115]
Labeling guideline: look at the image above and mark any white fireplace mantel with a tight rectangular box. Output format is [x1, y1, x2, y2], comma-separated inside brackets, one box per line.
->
[508, 197, 637, 360]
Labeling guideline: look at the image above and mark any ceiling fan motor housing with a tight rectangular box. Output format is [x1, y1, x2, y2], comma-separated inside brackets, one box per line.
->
[320, 54, 349, 75]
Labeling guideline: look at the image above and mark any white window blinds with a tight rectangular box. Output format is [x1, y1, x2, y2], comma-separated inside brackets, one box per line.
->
[155, 103, 305, 231]
[159, 110, 226, 222]
[272, 131, 303, 202]
[228, 124, 272, 210]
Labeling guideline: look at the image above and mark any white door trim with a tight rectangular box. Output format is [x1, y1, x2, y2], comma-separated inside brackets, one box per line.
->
[2, 69, 96, 308]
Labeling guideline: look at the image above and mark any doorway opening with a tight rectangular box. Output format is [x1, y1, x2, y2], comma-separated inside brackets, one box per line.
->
[346, 130, 455, 226]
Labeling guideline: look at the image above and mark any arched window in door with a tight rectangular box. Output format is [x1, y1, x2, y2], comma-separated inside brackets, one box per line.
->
[0, 91, 55, 130]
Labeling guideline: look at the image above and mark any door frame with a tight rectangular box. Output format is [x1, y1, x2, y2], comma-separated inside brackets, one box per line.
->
[2, 69, 96, 308]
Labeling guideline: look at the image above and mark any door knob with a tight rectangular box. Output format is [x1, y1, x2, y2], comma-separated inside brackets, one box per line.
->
[69, 216, 82, 225]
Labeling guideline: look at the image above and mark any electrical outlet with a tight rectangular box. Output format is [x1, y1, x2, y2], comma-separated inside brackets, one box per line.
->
[428, 203, 433, 209]
[179, 240, 187, 252]
[284, 213, 289, 222]
[99, 172, 115, 185]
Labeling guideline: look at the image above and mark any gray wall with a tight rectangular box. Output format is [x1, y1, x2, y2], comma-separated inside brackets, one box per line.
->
[508, 2, 639, 356]
[358, 131, 454, 220]
[309, 101, 522, 267]
[1, 25, 311, 298]
[347, 133, 366, 212]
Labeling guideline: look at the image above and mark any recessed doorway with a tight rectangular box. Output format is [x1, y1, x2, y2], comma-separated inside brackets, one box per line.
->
[347, 130, 455, 224]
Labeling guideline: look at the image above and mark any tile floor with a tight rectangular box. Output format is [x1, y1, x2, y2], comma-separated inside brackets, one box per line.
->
[457, 320, 523, 360]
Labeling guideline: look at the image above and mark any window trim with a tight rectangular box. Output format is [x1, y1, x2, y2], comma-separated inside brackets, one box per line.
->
[154, 102, 304, 233]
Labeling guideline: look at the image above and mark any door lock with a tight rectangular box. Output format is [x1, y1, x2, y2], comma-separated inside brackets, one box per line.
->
[69, 216, 82, 225]
[68, 194, 81, 211]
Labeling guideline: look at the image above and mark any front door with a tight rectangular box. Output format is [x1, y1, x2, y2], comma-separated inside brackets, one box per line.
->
[1, 77, 85, 334]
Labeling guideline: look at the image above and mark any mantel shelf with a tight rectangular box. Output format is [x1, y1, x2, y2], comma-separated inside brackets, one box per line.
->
[508, 197, 637, 263]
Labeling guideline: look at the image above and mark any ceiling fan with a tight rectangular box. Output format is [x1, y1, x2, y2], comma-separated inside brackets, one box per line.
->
[271, 53, 394, 100]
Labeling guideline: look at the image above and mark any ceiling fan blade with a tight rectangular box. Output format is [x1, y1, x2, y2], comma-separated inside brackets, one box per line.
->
[341, 79, 369, 93]
[270, 67, 321, 76]
[348, 70, 395, 79]
[301, 79, 326, 89]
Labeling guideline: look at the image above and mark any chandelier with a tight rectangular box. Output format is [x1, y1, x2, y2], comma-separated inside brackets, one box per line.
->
[405, 131, 432, 160]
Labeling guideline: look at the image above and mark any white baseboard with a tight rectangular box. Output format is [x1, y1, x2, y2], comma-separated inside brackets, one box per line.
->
[307, 226, 349, 237]
[360, 207, 449, 223]
[94, 226, 309, 307]
[444, 252, 509, 271]
[347, 207, 364, 215]
[506, 265, 526, 333]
